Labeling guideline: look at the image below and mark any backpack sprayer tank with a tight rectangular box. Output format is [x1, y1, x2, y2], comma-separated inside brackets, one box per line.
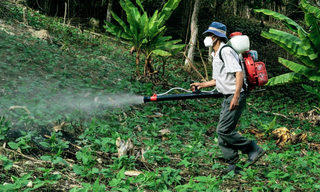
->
[227, 32, 268, 90]
[227, 32, 250, 54]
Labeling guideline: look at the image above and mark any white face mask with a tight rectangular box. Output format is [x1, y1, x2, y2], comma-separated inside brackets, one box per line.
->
[204, 36, 218, 47]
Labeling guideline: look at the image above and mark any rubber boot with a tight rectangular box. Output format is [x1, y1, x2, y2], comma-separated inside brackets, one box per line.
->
[245, 141, 266, 166]
[222, 164, 242, 174]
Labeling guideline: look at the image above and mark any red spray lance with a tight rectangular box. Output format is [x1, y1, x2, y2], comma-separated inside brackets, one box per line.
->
[143, 82, 266, 103]
[143, 82, 224, 103]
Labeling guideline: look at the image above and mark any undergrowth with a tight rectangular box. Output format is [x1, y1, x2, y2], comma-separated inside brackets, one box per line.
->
[0, 3, 320, 192]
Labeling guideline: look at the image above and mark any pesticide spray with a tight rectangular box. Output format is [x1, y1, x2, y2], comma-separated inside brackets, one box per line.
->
[59, 92, 144, 110]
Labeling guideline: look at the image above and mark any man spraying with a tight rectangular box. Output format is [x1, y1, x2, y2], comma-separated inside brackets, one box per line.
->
[191, 22, 266, 173]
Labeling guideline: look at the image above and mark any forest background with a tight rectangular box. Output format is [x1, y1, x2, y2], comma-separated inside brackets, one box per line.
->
[1, 0, 320, 191]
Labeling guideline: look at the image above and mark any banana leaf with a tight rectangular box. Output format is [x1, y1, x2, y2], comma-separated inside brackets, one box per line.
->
[109, 11, 133, 37]
[279, 57, 320, 81]
[298, 28, 318, 61]
[301, 0, 320, 20]
[254, 9, 306, 34]
[302, 83, 320, 101]
[158, 0, 182, 27]
[105, 21, 132, 40]
[303, 12, 320, 56]
[262, 29, 303, 51]
[266, 72, 305, 86]
[261, 30, 317, 68]
[136, 0, 145, 13]
[151, 49, 172, 57]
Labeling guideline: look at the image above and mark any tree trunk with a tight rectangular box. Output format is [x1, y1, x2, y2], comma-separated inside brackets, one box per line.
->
[106, 0, 113, 22]
[246, 5, 250, 19]
[136, 52, 140, 76]
[233, 0, 237, 16]
[184, 0, 201, 71]
[144, 56, 154, 77]
[161, 57, 167, 78]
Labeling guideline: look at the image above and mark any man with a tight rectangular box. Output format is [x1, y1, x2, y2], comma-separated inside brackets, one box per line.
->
[191, 22, 266, 173]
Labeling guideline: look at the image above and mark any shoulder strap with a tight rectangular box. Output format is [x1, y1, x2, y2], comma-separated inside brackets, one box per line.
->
[219, 45, 234, 63]
[218, 45, 248, 93]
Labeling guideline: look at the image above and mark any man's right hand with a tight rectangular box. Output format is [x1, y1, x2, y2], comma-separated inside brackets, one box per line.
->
[190, 82, 202, 90]
[190, 79, 216, 90]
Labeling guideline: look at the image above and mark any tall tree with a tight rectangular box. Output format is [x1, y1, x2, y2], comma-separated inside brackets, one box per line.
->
[184, 0, 201, 71]
[106, 0, 113, 22]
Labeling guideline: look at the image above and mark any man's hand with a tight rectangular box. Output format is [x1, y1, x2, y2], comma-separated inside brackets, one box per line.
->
[230, 71, 243, 111]
[190, 79, 216, 90]
[190, 82, 202, 90]
[229, 96, 239, 111]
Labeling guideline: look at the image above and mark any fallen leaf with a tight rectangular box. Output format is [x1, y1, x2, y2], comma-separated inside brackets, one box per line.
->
[125, 170, 144, 176]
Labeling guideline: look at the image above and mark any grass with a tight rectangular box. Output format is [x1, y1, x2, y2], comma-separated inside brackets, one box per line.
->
[0, 4, 320, 192]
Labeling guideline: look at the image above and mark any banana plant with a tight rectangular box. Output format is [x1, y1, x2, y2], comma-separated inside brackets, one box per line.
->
[254, 0, 320, 88]
[104, 0, 183, 77]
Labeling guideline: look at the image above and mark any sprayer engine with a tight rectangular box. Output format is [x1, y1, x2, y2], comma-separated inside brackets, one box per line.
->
[228, 32, 268, 90]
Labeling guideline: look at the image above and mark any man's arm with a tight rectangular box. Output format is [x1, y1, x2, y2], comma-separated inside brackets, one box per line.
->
[229, 71, 244, 111]
[190, 79, 216, 90]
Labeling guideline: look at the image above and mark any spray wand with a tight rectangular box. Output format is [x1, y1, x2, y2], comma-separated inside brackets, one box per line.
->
[143, 81, 224, 103]
[143, 81, 266, 103]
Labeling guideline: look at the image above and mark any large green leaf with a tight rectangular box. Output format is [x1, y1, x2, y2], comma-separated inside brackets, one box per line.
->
[302, 9, 320, 56]
[121, 0, 137, 13]
[261, 30, 317, 68]
[298, 28, 318, 61]
[254, 9, 306, 34]
[261, 29, 305, 55]
[266, 72, 304, 86]
[302, 82, 320, 101]
[108, 11, 133, 37]
[105, 21, 128, 39]
[160, 44, 185, 55]
[279, 57, 320, 81]
[158, 0, 182, 26]
[156, 39, 183, 49]
[140, 12, 149, 34]
[136, 0, 145, 13]
[151, 36, 172, 47]
[120, 0, 141, 36]
[301, 0, 320, 20]
[128, 9, 141, 36]
[151, 49, 172, 57]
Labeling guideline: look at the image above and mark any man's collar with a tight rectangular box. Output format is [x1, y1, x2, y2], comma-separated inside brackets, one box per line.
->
[212, 42, 226, 53]
[217, 42, 226, 53]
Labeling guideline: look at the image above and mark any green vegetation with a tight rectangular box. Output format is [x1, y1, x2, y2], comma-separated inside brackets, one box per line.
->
[0, 1, 320, 192]
[255, 0, 320, 100]
[104, 0, 184, 76]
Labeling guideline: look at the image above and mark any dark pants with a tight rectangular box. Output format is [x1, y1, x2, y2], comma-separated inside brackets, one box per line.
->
[217, 92, 251, 164]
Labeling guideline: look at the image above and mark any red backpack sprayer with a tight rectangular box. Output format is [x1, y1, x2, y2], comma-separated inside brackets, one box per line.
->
[144, 32, 268, 103]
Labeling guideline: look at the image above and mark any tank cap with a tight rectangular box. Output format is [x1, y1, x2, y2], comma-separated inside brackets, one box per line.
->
[230, 32, 243, 38]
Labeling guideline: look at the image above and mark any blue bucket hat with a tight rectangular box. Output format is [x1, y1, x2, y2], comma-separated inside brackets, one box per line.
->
[203, 22, 228, 40]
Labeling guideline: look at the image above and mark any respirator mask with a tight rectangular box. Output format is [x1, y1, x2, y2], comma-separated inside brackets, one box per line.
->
[204, 36, 218, 47]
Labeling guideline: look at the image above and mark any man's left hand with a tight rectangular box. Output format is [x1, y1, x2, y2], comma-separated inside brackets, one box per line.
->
[229, 96, 239, 111]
